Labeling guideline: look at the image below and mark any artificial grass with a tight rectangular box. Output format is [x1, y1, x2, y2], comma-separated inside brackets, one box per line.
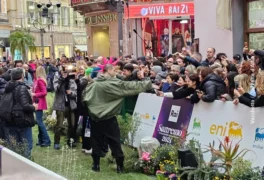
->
[31, 128, 155, 180]
[31, 93, 155, 180]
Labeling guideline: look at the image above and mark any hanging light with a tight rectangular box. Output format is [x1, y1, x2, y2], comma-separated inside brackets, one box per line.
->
[46, 1, 52, 8]
[37, 3, 42, 8]
[56, 1, 61, 8]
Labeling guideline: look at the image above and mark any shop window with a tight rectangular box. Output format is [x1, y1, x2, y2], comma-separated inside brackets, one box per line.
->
[249, 33, 264, 50]
[248, 0, 264, 28]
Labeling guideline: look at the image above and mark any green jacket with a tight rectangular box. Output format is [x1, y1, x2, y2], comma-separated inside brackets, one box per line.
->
[83, 75, 152, 121]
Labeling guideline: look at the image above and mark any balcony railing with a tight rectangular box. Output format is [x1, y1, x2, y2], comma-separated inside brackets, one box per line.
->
[71, 0, 107, 6]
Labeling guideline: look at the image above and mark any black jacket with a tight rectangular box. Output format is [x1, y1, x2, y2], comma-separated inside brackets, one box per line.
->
[5, 81, 35, 127]
[239, 93, 264, 107]
[77, 77, 93, 116]
[172, 85, 196, 99]
[200, 73, 226, 102]
[0, 78, 7, 95]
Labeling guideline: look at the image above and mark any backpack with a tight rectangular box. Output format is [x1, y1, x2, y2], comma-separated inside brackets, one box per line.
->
[0, 86, 24, 125]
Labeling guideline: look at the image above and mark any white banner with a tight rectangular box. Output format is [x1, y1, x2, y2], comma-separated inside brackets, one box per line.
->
[133, 93, 163, 147]
[187, 101, 263, 167]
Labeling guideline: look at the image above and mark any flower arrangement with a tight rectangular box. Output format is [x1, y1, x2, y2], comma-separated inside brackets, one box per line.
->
[135, 152, 155, 175]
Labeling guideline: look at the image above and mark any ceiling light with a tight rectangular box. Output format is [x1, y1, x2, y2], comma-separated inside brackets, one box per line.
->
[180, 20, 188, 24]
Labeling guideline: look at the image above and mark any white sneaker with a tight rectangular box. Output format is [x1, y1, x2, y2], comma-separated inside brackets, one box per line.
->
[85, 149, 92, 154]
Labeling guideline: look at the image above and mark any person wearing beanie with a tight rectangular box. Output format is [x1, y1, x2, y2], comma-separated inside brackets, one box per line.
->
[3, 68, 37, 158]
[150, 66, 163, 85]
[233, 54, 241, 65]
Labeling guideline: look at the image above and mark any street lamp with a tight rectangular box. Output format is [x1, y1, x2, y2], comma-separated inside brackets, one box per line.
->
[33, 1, 61, 60]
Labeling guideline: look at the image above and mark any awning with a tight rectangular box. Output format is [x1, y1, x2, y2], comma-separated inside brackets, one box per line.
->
[75, 45, 87, 51]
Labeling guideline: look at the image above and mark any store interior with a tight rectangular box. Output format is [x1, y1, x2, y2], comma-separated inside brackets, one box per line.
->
[142, 16, 195, 56]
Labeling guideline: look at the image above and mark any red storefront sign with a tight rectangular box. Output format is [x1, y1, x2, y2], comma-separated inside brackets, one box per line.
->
[124, 2, 194, 19]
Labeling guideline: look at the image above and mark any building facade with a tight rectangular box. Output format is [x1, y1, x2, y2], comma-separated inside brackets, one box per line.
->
[71, 0, 120, 57]
[72, 0, 264, 59]
[0, 0, 12, 60]
[7, 0, 87, 60]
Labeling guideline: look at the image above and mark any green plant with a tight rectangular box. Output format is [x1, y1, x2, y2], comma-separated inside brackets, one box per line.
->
[151, 144, 177, 168]
[208, 136, 253, 176]
[0, 136, 29, 158]
[116, 113, 141, 146]
[9, 29, 36, 61]
[231, 158, 264, 180]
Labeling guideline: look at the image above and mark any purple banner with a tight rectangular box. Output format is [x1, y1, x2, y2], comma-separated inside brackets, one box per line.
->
[152, 98, 194, 144]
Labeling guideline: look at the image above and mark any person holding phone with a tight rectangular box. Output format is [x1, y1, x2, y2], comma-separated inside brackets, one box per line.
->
[233, 74, 256, 105]
[32, 66, 51, 147]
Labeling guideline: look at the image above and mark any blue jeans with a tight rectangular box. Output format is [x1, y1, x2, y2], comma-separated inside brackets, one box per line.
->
[36, 110, 51, 146]
[7, 127, 33, 158]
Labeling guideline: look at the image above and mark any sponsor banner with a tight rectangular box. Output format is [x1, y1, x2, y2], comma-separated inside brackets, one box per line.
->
[187, 101, 263, 167]
[124, 2, 194, 19]
[133, 93, 264, 167]
[132, 93, 193, 147]
[153, 98, 194, 144]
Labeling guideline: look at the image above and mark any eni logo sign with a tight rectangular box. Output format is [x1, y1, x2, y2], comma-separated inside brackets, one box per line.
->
[210, 121, 242, 138]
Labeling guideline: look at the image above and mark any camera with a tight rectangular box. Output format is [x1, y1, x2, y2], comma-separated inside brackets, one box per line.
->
[61, 64, 76, 79]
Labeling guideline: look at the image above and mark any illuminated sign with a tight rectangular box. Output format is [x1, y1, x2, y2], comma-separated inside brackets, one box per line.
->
[124, 2, 194, 19]
[85, 13, 117, 24]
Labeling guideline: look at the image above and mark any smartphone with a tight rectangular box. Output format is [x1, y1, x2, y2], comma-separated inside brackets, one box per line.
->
[34, 98, 39, 104]
[235, 81, 239, 89]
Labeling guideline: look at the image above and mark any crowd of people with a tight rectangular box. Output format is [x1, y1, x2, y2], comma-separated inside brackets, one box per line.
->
[0, 46, 263, 173]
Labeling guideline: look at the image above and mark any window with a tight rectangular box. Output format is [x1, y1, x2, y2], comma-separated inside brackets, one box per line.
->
[64, 7, 69, 26]
[29, 1, 35, 10]
[53, 6, 58, 25]
[245, 0, 264, 49]
[42, 16, 47, 24]
[29, 12, 35, 24]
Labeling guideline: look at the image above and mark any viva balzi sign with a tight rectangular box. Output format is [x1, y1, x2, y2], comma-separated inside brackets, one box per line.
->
[85, 13, 117, 25]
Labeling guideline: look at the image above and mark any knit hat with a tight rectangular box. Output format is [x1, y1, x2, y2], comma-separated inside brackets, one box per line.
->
[85, 68, 93, 76]
[151, 66, 162, 74]
[11, 68, 24, 80]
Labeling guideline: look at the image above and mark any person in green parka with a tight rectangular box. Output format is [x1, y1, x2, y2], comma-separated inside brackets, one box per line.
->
[83, 64, 152, 173]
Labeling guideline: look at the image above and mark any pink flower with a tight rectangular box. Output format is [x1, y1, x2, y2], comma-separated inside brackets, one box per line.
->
[169, 174, 176, 178]
[141, 152, 151, 161]
[156, 170, 163, 174]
